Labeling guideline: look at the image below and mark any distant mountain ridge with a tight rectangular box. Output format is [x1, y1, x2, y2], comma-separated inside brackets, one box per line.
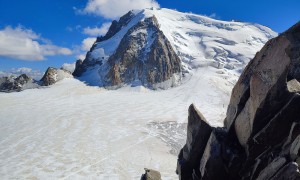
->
[73, 8, 277, 89]
[0, 67, 73, 92]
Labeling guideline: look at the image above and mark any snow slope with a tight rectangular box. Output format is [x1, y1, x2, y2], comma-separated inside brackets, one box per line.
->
[151, 8, 277, 71]
[0, 66, 231, 179]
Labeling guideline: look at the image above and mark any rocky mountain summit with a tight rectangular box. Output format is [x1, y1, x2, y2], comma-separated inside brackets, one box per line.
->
[176, 22, 300, 180]
[74, 10, 181, 89]
[40, 67, 73, 86]
[0, 67, 73, 92]
[103, 16, 181, 88]
[73, 11, 138, 78]
[73, 8, 276, 89]
[0, 74, 38, 92]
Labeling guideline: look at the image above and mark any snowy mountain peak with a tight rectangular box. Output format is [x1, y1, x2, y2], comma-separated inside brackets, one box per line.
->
[73, 8, 277, 89]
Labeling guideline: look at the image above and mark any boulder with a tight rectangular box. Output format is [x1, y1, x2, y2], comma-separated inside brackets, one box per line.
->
[140, 168, 161, 180]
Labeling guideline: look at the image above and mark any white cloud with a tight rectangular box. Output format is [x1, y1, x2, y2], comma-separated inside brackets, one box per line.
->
[83, 22, 111, 36]
[81, 37, 96, 51]
[208, 13, 220, 19]
[12, 67, 33, 74]
[0, 67, 44, 80]
[0, 26, 72, 61]
[77, 54, 86, 60]
[81, 0, 160, 19]
[74, 37, 97, 60]
[61, 63, 76, 73]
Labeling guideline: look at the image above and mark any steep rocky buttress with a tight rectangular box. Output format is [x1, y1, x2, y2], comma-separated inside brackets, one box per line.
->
[73, 12, 181, 89]
[104, 16, 181, 88]
[73, 11, 137, 78]
[175, 22, 300, 179]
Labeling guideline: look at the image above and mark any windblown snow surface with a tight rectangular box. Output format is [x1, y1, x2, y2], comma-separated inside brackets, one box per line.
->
[0, 8, 277, 179]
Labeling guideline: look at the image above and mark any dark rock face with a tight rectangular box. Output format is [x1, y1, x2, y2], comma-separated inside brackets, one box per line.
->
[40, 67, 73, 86]
[72, 59, 85, 77]
[0, 74, 36, 92]
[140, 168, 162, 180]
[176, 104, 212, 180]
[176, 22, 300, 179]
[104, 16, 181, 88]
[96, 11, 135, 43]
[73, 11, 135, 77]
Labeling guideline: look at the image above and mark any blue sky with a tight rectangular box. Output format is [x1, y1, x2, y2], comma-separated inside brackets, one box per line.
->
[0, 0, 299, 78]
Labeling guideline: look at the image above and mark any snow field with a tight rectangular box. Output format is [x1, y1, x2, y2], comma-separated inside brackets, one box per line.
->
[0, 67, 232, 179]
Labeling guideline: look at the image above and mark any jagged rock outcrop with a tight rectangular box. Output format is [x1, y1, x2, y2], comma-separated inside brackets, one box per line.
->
[176, 22, 300, 179]
[40, 67, 73, 86]
[104, 16, 181, 88]
[72, 59, 84, 77]
[140, 168, 162, 180]
[176, 104, 212, 180]
[0, 74, 38, 92]
[73, 11, 136, 77]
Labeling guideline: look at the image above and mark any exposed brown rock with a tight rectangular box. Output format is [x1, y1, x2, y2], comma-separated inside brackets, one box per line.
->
[104, 16, 181, 89]
[40, 67, 73, 86]
[73, 14, 182, 89]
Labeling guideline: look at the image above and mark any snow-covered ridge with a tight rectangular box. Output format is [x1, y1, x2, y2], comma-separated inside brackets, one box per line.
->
[147, 8, 277, 72]
[88, 8, 276, 73]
